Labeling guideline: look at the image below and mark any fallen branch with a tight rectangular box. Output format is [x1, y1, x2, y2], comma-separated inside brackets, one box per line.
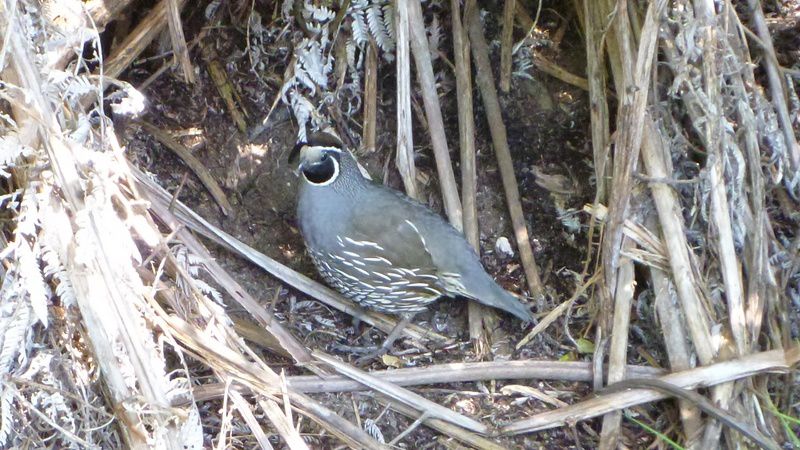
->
[190, 360, 664, 395]
[501, 347, 799, 434]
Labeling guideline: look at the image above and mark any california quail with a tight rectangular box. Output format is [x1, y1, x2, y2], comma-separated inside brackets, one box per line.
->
[290, 133, 533, 361]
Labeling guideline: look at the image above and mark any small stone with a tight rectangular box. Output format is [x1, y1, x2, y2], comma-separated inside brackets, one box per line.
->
[495, 236, 514, 258]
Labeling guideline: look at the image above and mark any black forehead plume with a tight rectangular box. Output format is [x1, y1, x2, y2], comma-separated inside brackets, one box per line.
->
[288, 131, 343, 164]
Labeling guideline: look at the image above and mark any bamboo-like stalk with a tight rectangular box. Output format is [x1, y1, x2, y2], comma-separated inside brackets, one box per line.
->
[696, 6, 748, 357]
[745, 0, 800, 170]
[165, 0, 195, 83]
[189, 360, 664, 395]
[597, 2, 666, 446]
[499, 0, 515, 92]
[394, 0, 419, 199]
[363, 40, 378, 152]
[451, 0, 493, 357]
[407, 0, 463, 228]
[598, 239, 636, 449]
[650, 243, 703, 444]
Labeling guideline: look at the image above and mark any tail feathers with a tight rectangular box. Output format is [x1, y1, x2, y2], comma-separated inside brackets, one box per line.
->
[469, 281, 533, 323]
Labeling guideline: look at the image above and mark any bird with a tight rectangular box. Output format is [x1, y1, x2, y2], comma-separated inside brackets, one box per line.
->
[289, 132, 533, 363]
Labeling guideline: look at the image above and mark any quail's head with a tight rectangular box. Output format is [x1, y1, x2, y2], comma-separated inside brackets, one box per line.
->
[288, 132, 343, 182]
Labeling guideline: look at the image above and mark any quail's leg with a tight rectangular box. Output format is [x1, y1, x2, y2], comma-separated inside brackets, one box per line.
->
[354, 314, 415, 366]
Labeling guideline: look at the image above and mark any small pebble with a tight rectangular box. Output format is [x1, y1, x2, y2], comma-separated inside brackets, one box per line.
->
[495, 236, 514, 258]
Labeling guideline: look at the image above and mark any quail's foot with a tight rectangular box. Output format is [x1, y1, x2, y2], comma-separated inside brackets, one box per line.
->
[353, 345, 390, 367]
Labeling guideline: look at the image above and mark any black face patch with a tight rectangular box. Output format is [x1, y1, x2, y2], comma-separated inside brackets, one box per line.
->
[302, 153, 337, 184]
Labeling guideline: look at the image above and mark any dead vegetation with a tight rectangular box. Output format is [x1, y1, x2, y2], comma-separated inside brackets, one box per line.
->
[0, 0, 798, 448]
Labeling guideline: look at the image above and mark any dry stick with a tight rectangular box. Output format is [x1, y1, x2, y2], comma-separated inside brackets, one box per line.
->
[313, 351, 489, 434]
[598, 2, 666, 447]
[580, 0, 611, 278]
[139, 121, 232, 215]
[725, 7, 771, 349]
[650, 245, 704, 443]
[640, 119, 715, 361]
[604, 379, 780, 450]
[291, 359, 663, 393]
[601, 0, 663, 318]
[362, 40, 378, 153]
[499, 0, 516, 92]
[501, 347, 800, 435]
[407, 0, 463, 228]
[132, 168, 448, 345]
[165, 0, 195, 83]
[598, 239, 636, 450]
[191, 360, 664, 395]
[466, 2, 544, 299]
[395, 0, 419, 199]
[745, 0, 800, 170]
[104, 0, 187, 79]
[700, 20, 748, 357]
[452, 0, 493, 358]
[581, 0, 611, 203]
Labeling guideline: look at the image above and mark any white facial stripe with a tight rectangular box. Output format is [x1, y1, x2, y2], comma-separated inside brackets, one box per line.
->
[303, 155, 339, 186]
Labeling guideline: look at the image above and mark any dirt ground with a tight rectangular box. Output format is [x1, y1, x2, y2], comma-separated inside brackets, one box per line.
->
[117, 0, 799, 448]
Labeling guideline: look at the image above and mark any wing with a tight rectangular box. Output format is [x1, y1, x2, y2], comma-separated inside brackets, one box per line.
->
[314, 209, 446, 310]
